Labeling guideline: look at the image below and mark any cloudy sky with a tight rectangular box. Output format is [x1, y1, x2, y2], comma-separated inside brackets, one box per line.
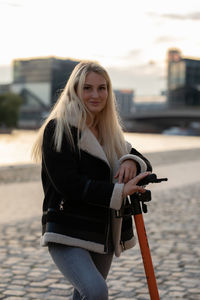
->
[0, 0, 200, 95]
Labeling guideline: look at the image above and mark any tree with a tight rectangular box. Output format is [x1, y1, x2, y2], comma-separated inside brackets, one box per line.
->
[0, 93, 23, 128]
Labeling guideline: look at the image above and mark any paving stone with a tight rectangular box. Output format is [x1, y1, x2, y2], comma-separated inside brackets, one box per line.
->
[188, 288, 200, 294]
[26, 292, 49, 298]
[3, 290, 26, 296]
[50, 283, 71, 289]
[30, 279, 58, 287]
[169, 286, 185, 291]
[11, 280, 29, 286]
[25, 286, 49, 293]
[136, 295, 150, 300]
[0, 166, 200, 299]
[6, 285, 26, 291]
[46, 296, 69, 300]
[113, 298, 133, 300]
[2, 298, 29, 300]
[126, 281, 145, 288]
[168, 290, 187, 298]
[50, 288, 72, 296]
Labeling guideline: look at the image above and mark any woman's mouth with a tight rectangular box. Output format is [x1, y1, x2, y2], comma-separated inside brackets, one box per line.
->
[89, 101, 100, 106]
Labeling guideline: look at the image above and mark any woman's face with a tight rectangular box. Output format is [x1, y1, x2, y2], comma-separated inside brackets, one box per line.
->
[80, 71, 108, 118]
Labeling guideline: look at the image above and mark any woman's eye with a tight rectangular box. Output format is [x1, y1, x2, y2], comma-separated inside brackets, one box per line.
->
[83, 86, 90, 90]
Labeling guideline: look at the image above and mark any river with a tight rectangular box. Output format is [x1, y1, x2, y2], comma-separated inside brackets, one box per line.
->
[0, 130, 200, 167]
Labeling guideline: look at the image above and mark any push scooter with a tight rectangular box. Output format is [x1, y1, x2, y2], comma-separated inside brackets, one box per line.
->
[116, 173, 168, 300]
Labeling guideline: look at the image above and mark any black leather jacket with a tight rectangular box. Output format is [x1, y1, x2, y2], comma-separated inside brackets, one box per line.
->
[40, 119, 152, 257]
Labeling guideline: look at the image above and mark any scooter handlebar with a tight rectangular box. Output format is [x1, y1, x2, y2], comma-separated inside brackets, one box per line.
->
[138, 173, 168, 186]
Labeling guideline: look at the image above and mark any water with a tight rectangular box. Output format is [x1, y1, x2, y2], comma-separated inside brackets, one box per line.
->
[0, 130, 200, 167]
[0, 130, 37, 166]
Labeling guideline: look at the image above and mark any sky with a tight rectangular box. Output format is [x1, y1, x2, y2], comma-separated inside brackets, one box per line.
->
[0, 0, 200, 96]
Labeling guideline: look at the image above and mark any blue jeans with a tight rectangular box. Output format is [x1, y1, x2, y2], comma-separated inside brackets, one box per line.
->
[48, 243, 113, 300]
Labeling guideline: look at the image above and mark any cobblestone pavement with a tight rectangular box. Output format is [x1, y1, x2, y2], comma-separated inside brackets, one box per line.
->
[0, 183, 200, 299]
[0, 149, 200, 299]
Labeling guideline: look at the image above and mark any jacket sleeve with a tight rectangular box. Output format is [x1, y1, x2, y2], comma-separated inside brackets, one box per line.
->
[130, 147, 152, 173]
[118, 141, 152, 174]
[42, 121, 119, 209]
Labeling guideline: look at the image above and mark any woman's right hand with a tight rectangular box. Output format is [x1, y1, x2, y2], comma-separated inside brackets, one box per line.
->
[122, 171, 151, 198]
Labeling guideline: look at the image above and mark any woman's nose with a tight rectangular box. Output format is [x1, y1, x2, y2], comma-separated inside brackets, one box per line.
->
[91, 89, 99, 98]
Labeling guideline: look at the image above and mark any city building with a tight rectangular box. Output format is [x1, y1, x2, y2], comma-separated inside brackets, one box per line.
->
[0, 84, 11, 94]
[114, 89, 134, 117]
[9, 58, 135, 128]
[11, 57, 80, 128]
[113, 89, 135, 131]
[167, 49, 200, 107]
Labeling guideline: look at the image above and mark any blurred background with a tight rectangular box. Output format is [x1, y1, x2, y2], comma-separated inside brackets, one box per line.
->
[0, 1, 200, 299]
[0, 0, 200, 136]
[0, 0, 200, 167]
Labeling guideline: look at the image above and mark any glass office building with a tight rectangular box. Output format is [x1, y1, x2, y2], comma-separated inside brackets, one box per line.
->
[13, 57, 80, 105]
[167, 49, 200, 107]
[12, 57, 80, 128]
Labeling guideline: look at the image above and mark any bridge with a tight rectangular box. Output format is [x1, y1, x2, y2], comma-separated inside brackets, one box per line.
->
[123, 108, 200, 133]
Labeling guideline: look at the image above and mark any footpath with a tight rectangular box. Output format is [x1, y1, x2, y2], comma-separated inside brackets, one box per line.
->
[0, 135, 200, 299]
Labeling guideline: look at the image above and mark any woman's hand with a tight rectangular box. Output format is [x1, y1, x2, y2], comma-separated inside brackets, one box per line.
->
[114, 159, 137, 183]
[122, 172, 151, 198]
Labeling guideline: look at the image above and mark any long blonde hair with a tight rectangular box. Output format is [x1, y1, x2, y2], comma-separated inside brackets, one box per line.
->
[32, 60, 128, 167]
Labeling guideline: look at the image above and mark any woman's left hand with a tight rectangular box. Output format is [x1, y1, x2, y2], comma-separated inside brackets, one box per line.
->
[114, 159, 137, 183]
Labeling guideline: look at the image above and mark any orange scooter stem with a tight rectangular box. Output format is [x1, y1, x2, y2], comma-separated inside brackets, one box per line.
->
[129, 174, 167, 299]
[134, 213, 160, 300]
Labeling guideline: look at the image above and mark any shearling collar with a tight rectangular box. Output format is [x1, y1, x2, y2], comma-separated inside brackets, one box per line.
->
[68, 114, 111, 167]
[79, 127, 110, 167]
[68, 114, 131, 172]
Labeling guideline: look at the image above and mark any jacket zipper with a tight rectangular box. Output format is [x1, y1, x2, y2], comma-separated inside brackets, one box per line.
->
[59, 199, 65, 210]
[120, 240, 125, 251]
[104, 209, 111, 252]
[42, 153, 62, 195]
[104, 171, 113, 253]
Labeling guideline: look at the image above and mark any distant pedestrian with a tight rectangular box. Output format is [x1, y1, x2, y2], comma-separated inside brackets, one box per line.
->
[32, 61, 152, 299]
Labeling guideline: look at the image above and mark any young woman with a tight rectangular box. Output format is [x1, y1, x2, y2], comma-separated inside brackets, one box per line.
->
[32, 61, 152, 300]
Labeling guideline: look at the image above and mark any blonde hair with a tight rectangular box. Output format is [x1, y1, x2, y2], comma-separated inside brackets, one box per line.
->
[32, 60, 128, 167]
